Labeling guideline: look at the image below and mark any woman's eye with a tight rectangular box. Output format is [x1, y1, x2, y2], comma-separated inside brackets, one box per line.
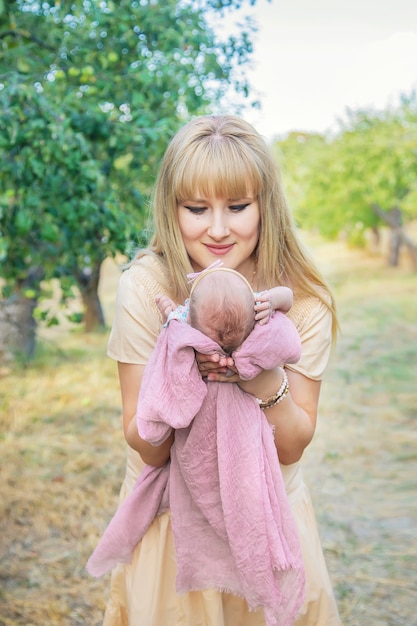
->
[229, 203, 250, 212]
[183, 205, 206, 215]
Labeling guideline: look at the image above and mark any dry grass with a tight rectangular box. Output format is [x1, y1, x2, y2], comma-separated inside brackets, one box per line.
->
[1, 238, 416, 626]
[302, 233, 417, 625]
[0, 330, 124, 625]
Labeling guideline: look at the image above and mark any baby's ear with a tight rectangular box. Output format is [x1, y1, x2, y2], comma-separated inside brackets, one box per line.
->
[186, 313, 190, 324]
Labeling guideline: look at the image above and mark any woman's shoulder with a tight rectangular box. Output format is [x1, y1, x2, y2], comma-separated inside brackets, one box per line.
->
[286, 289, 333, 380]
[288, 288, 327, 323]
[108, 255, 167, 364]
[120, 254, 167, 296]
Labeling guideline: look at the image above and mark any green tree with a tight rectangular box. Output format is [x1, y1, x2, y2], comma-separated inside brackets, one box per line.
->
[272, 131, 328, 224]
[275, 94, 417, 264]
[0, 0, 261, 360]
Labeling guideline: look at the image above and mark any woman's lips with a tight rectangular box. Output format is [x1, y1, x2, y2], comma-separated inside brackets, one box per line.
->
[204, 244, 234, 256]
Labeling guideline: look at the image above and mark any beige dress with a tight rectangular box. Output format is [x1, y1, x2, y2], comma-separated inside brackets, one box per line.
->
[103, 257, 341, 626]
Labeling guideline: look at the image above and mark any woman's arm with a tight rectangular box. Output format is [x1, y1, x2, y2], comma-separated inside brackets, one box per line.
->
[205, 365, 317, 465]
[237, 367, 318, 465]
[118, 361, 174, 467]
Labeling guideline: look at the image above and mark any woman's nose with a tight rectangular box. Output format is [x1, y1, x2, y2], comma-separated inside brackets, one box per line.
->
[207, 212, 230, 240]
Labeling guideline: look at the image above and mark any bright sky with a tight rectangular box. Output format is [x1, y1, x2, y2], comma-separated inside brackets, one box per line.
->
[236, 0, 417, 141]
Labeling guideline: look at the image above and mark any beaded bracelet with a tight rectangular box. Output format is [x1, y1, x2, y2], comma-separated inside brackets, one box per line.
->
[256, 367, 289, 410]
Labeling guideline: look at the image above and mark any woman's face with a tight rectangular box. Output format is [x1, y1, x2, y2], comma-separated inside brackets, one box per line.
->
[177, 193, 260, 277]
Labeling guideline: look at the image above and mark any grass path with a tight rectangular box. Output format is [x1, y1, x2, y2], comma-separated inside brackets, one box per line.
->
[0, 238, 416, 625]
[304, 237, 417, 624]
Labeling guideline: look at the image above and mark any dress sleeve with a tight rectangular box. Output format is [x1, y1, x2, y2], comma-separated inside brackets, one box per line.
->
[286, 297, 333, 381]
[107, 263, 164, 365]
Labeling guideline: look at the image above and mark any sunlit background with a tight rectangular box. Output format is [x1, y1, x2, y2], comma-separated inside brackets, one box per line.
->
[240, 0, 417, 139]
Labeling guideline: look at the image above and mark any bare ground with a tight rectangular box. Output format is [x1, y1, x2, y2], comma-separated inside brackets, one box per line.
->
[1, 240, 416, 625]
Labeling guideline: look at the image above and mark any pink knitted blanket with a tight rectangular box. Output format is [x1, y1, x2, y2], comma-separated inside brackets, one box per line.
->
[87, 313, 305, 626]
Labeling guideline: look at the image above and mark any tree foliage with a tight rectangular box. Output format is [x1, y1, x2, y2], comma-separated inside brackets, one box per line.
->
[0, 0, 260, 348]
[275, 93, 417, 244]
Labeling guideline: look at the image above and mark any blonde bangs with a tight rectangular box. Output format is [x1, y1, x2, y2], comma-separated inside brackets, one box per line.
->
[173, 139, 263, 202]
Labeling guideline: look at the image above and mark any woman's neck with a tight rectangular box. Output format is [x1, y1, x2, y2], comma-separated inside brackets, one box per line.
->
[238, 255, 258, 290]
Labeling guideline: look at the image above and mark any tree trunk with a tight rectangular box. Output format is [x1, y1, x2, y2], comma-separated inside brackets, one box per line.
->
[370, 226, 380, 253]
[0, 267, 44, 363]
[76, 260, 106, 332]
[387, 207, 402, 266]
[0, 291, 38, 363]
[371, 204, 417, 271]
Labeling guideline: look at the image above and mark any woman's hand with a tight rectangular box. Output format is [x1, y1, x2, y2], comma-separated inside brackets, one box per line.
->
[195, 354, 276, 387]
[195, 351, 237, 379]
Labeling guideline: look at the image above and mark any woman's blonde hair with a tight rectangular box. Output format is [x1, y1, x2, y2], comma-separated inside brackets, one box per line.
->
[137, 115, 337, 340]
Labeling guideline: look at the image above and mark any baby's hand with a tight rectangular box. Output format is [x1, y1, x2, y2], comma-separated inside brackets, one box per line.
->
[155, 294, 176, 322]
[254, 291, 273, 325]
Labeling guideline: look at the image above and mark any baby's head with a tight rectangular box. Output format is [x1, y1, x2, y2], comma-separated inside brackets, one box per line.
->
[189, 269, 255, 354]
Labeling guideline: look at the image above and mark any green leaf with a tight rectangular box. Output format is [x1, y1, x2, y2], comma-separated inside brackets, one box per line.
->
[113, 153, 134, 171]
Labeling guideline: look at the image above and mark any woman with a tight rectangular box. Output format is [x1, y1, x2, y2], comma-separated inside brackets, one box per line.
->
[103, 115, 341, 625]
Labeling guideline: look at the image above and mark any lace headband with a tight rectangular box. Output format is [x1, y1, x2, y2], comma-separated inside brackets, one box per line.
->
[187, 261, 254, 297]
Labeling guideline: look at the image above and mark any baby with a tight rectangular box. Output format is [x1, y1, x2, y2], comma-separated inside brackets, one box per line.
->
[156, 266, 293, 355]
